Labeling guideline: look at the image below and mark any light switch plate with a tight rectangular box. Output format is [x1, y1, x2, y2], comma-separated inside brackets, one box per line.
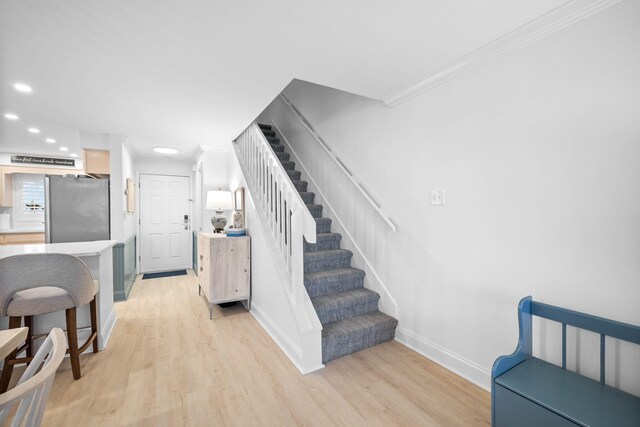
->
[430, 189, 445, 206]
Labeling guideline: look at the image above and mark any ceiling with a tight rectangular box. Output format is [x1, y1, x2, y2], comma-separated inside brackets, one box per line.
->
[0, 0, 566, 161]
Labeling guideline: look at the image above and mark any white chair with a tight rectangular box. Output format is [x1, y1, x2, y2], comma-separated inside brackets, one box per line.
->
[0, 328, 66, 427]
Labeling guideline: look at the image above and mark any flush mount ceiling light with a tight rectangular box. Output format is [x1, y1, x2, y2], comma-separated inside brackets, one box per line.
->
[153, 147, 178, 154]
[45, 138, 56, 143]
[59, 147, 68, 152]
[70, 153, 78, 158]
[27, 127, 40, 134]
[13, 83, 33, 93]
[4, 113, 18, 120]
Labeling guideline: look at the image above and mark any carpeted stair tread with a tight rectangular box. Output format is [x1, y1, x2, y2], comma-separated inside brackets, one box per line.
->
[306, 204, 323, 218]
[280, 160, 296, 170]
[322, 311, 398, 363]
[258, 123, 272, 131]
[304, 232, 341, 251]
[315, 217, 332, 233]
[305, 268, 366, 297]
[287, 170, 301, 180]
[312, 288, 380, 325]
[276, 152, 290, 161]
[270, 143, 285, 152]
[298, 191, 315, 204]
[262, 129, 276, 137]
[267, 136, 280, 144]
[294, 181, 308, 192]
[304, 249, 352, 273]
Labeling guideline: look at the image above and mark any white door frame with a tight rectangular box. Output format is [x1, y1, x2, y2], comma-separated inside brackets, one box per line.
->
[136, 173, 193, 274]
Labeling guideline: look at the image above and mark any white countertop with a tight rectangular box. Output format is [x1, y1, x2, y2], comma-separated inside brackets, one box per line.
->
[0, 240, 117, 259]
[0, 228, 45, 234]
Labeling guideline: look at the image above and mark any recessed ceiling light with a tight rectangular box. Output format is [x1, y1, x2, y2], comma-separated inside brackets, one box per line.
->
[28, 127, 40, 134]
[153, 147, 178, 154]
[70, 153, 78, 158]
[14, 83, 33, 93]
[45, 138, 56, 143]
[59, 147, 68, 152]
[4, 113, 18, 120]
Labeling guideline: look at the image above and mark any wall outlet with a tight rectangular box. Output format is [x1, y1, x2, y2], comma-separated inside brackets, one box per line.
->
[430, 189, 445, 206]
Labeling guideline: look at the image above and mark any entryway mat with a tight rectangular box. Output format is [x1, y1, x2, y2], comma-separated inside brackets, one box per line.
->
[142, 270, 187, 280]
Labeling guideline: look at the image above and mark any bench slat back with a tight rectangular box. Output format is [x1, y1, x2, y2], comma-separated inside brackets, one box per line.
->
[530, 301, 640, 345]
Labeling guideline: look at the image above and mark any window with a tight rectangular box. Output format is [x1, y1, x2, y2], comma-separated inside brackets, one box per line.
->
[13, 174, 46, 224]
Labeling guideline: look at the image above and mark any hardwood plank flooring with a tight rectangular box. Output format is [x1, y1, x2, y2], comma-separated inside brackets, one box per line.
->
[42, 271, 490, 426]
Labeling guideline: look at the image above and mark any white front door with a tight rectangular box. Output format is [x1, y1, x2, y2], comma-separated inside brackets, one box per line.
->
[139, 174, 191, 273]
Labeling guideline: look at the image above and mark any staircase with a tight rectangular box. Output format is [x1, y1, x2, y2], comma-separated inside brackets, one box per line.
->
[258, 123, 398, 364]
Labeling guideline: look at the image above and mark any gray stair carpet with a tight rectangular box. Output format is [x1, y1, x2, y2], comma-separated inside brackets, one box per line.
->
[259, 123, 398, 364]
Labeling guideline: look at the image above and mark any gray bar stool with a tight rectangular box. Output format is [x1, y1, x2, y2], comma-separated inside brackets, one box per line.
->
[0, 253, 99, 392]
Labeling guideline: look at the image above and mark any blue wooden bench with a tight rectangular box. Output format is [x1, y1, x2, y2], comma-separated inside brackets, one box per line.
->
[492, 296, 640, 427]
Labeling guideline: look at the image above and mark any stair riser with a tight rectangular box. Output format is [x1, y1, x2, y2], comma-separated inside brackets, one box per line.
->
[262, 130, 276, 137]
[270, 143, 285, 152]
[304, 254, 352, 273]
[299, 192, 315, 204]
[276, 152, 290, 161]
[305, 275, 364, 298]
[322, 326, 397, 364]
[294, 181, 308, 192]
[304, 238, 341, 252]
[315, 219, 331, 233]
[267, 136, 280, 144]
[307, 205, 323, 218]
[281, 161, 296, 171]
[287, 170, 301, 180]
[258, 124, 272, 131]
[316, 300, 379, 325]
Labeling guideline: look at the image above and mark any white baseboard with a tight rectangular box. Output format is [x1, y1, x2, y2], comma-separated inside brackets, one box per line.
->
[250, 303, 324, 375]
[395, 327, 491, 392]
[99, 308, 117, 350]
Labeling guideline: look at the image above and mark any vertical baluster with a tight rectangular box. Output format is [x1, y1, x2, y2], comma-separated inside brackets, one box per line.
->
[600, 334, 605, 385]
[562, 323, 567, 370]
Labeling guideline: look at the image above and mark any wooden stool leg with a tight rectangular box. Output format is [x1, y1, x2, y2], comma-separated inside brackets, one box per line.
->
[90, 297, 99, 353]
[65, 307, 81, 380]
[0, 316, 24, 392]
[24, 315, 34, 359]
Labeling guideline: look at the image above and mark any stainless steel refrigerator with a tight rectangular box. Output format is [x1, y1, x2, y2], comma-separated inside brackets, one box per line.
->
[45, 175, 110, 243]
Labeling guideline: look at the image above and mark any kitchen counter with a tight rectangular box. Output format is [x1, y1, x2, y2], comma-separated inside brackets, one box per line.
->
[0, 239, 115, 258]
[0, 240, 118, 351]
[0, 228, 45, 234]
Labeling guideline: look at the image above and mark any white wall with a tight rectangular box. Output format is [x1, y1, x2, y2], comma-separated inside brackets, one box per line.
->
[196, 146, 231, 232]
[120, 142, 135, 239]
[227, 147, 322, 373]
[273, 1, 640, 393]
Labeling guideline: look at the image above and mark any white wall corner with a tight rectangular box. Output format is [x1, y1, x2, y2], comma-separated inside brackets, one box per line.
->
[395, 327, 491, 392]
[383, 0, 624, 106]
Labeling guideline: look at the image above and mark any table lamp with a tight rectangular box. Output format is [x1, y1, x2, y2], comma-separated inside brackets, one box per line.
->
[206, 189, 233, 233]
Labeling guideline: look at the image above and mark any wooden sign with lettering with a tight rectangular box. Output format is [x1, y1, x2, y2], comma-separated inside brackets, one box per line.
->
[11, 155, 75, 167]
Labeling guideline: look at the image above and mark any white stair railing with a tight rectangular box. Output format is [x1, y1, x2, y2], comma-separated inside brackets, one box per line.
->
[234, 122, 317, 305]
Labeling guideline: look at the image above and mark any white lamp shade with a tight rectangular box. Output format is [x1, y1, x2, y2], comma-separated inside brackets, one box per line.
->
[206, 190, 233, 210]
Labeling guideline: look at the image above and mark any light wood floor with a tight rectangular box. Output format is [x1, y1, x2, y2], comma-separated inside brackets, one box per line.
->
[42, 271, 490, 426]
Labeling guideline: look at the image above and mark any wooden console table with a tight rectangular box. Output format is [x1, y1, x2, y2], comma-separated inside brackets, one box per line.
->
[197, 233, 251, 319]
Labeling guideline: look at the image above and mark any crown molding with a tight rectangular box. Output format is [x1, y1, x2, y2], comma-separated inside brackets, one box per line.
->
[383, 0, 624, 107]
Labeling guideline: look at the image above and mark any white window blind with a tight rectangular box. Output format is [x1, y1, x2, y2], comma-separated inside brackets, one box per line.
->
[13, 174, 46, 224]
[22, 178, 45, 213]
